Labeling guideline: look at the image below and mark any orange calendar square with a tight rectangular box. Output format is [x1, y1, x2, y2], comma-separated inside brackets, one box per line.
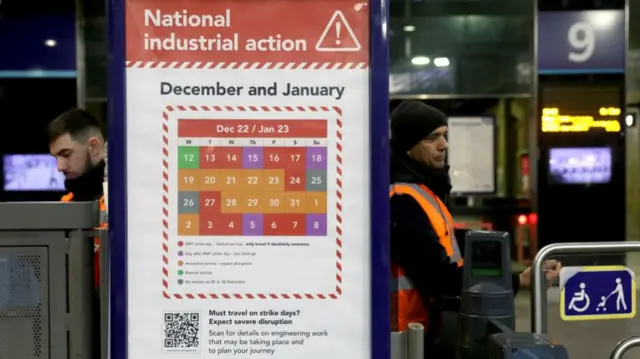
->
[263, 192, 285, 214]
[242, 191, 265, 214]
[178, 169, 202, 191]
[305, 192, 327, 213]
[220, 170, 244, 191]
[263, 170, 285, 191]
[199, 170, 221, 191]
[221, 191, 243, 214]
[177, 214, 200, 236]
[285, 192, 307, 214]
[240, 170, 264, 191]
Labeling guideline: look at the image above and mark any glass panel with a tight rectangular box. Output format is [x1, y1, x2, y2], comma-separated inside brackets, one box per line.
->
[84, 17, 107, 99]
[389, 0, 533, 96]
[628, 4, 640, 94]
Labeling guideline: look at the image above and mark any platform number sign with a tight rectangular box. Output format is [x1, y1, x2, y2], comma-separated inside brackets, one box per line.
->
[538, 10, 625, 74]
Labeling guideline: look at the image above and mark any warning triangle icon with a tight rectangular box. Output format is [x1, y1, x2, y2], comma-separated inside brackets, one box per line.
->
[315, 11, 361, 52]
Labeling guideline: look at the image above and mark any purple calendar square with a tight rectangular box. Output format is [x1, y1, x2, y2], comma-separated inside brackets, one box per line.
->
[306, 214, 327, 236]
[243, 214, 263, 235]
[243, 147, 263, 169]
[306, 147, 327, 170]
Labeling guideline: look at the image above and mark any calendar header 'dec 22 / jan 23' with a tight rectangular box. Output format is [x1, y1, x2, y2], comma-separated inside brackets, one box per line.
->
[122, 0, 373, 358]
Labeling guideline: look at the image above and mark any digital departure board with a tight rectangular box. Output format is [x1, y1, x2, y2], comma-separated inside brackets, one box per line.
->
[540, 85, 623, 133]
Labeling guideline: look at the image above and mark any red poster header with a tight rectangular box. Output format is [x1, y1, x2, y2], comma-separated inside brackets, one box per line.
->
[126, 0, 369, 66]
[178, 119, 327, 138]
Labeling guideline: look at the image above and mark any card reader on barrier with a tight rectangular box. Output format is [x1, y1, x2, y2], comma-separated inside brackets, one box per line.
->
[457, 231, 570, 359]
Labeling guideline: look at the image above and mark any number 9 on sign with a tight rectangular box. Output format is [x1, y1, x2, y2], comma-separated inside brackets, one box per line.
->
[568, 22, 595, 63]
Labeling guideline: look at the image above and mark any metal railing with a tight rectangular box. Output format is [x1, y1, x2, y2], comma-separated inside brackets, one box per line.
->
[610, 336, 640, 359]
[530, 241, 640, 334]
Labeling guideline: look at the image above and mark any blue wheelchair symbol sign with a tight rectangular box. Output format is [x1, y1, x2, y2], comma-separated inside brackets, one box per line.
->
[560, 266, 636, 321]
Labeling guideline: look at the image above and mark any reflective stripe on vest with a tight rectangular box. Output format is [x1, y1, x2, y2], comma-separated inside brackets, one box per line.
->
[390, 183, 463, 266]
[390, 275, 414, 292]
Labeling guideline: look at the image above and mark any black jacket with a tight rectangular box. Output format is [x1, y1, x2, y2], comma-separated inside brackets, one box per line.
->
[390, 152, 520, 321]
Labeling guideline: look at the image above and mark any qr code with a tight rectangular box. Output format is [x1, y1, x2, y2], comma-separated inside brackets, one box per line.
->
[163, 312, 200, 352]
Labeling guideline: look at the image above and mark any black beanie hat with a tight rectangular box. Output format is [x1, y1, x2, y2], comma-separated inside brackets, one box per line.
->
[390, 101, 448, 153]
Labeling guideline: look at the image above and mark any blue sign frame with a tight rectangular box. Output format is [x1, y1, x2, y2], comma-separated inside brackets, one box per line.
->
[106, 1, 390, 358]
[537, 10, 625, 75]
[559, 265, 636, 321]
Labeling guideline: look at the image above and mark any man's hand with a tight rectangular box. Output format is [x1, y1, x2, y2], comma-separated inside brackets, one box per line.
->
[519, 260, 562, 289]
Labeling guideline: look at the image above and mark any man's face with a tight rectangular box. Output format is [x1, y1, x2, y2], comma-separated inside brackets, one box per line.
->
[407, 125, 449, 169]
[50, 133, 102, 180]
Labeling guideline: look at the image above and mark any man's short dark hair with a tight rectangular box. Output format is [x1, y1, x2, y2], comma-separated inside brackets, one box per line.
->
[48, 108, 105, 144]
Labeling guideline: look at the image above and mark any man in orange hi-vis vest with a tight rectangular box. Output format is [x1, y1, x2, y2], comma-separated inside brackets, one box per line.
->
[48, 108, 107, 288]
[389, 101, 561, 357]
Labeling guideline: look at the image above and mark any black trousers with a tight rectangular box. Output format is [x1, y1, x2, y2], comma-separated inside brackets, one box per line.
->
[424, 311, 458, 359]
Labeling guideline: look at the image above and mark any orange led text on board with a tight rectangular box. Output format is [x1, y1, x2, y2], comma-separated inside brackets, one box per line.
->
[541, 107, 621, 133]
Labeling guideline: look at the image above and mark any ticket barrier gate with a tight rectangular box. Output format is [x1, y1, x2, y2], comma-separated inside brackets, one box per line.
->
[390, 230, 569, 359]
[459, 231, 569, 359]
[0, 201, 99, 359]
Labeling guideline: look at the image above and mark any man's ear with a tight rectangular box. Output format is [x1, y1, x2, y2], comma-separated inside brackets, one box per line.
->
[87, 137, 102, 156]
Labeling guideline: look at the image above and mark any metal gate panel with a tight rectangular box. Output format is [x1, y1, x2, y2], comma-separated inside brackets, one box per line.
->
[0, 230, 71, 359]
[0, 247, 49, 359]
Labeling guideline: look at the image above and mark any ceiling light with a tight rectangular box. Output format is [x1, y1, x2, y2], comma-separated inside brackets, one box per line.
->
[45, 39, 57, 47]
[403, 25, 415, 32]
[411, 56, 430, 66]
[434, 57, 450, 67]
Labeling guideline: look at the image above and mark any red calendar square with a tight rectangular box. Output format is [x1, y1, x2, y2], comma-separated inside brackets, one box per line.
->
[283, 147, 306, 170]
[209, 214, 243, 235]
[284, 167, 306, 191]
[263, 214, 306, 236]
[218, 147, 243, 169]
[199, 191, 221, 216]
[199, 212, 219, 235]
[263, 147, 286, 169]
[199, 146, 219, 169]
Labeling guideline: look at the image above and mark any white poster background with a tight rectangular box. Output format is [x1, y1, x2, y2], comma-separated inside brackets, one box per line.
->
[448, 116, 496, 194]
[125, 69, 371, 359]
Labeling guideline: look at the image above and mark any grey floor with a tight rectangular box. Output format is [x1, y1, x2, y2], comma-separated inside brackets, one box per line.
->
[514, 287, 640, 359]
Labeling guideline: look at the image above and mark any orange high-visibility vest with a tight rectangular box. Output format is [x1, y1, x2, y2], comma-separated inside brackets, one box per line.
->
[390, 182, 463, 332]
[61, 192, 107, 287]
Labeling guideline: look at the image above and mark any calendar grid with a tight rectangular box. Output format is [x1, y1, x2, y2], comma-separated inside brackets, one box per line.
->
[176, 125, 329, 237]
[161, 105, 343, 299]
